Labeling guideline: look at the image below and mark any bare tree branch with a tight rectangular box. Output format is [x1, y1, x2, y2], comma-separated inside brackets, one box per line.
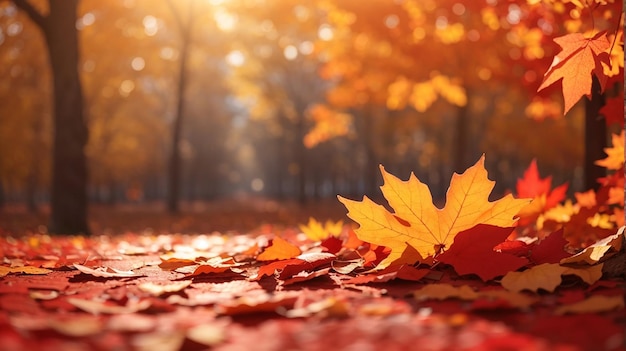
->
[10, 0, 47, 29]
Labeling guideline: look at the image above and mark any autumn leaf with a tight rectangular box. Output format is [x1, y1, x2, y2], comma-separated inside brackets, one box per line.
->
[501, 263, 603, 293]
[299, 217, 343, 241]
[344, 265, 430, 284]
[253, 252, 335, 280]
[256, 236, 302, 261]
[538, 32, 611, 115]
[595, 130, 624, 170]
[471, 290, 538, 310]
[68, 297, 151, 315]
[414, 284, 479, 301]
[515, 159, 568, 225]
[0, 265, 52, 277]
[555, 295, 625, 315]
[560, 226, 624, 265]
[338, 155, 529, 269]
[138, 281, 192, 296]
[529, 228, 571, 264]
[73, 263, 142, 278]
[436, 225, 529, 281]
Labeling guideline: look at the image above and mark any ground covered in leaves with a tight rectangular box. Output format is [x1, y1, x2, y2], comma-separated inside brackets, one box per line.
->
[0, 198, 625, 351]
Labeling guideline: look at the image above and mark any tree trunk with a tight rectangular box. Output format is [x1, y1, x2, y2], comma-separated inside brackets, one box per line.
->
[11, 0, 91, 234]
[453, 102, 470, 174]
[584, 77, 607, 191]
[46, 1, 89, 234]
[166, 1, 194, 214]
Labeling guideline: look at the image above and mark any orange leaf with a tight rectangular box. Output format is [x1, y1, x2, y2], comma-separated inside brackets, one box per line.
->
[595, 130, 624, 170]
[256, 236, 302, 261]
[501, 263, 603, 293]
[338, 155, 529, 269]
[538, 32, 611, 114]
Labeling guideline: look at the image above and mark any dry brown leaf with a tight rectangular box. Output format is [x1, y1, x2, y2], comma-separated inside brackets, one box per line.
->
[186, 323, 227, 346]
[560, 226, 624, 265]
[137, 280, 192, 296]
[0, 266, 52, 277]
[73, 263, 142, 278]
[67, 297, 151, 315]
[501, 263, 603, 293]
[414, 284, 479, 301]
[555, 295, 625, 315]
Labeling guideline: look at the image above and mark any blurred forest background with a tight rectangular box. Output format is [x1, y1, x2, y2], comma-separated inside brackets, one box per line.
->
[0, 0, 622, 233]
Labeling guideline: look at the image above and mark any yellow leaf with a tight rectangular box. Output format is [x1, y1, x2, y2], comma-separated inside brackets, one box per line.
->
[595, 131, 625, 170]
[338, 155, 529, 269]
[501, 263, 603, 293]
[555, 295, 625, 315]
[299, 218, 343, 241]
[501, 263, 565, 293]
[560, 226, 624, 265]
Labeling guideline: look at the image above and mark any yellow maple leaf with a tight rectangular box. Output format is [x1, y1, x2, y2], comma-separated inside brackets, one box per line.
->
[595, 130, 625, 170]
[338, 155, 529, 269]
[299, 218, 343, 241]
[501, 263, 603, 293]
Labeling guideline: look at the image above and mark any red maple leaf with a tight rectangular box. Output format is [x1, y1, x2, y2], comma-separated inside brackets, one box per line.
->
[437, 225, 529, 282]
[528, 228, 570, 265]
[538, 32, 611, 115]
[516, 159, 568, 208]
[516, 159, 568, 226]
[600, 95, 625, 127]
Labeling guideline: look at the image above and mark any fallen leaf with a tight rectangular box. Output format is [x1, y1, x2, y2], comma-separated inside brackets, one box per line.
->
[253, 252, 335, 280]
[338, 155, 529, 269]
[562, 264, 604, 285]
[436, 225, 529, 281]
[529, 228, 571, 264]
[345, 265, 430, 284]
[137, 281, 192, 296]
[501, 263, 603, 293]
[107, 314, 156, 332]
[555, 294, 625, 315]
[320, 236, 343, 254]
[132, 331, 185, 351]
[331, 258, 366, 274]
[560, 226, 624, 265]
[281, 267, 331, 286]
[282, 297, 350, 318]
[257, 236, 302, 261]
[538, 31, 611, 114]
[187, 264, 233, 277]
[414, 284, 479, 301]
[0, 265, 52, 277]
[28, 290, 59, 300]
[158, 257, 197, 271]
[215, 291, 300, 315]
[67, 297, 151, 314]
[186, 323, 226, 346]
[471, 290, 538, 309]
[73, 263, 141, 278]
[48, 315, 104, 337]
